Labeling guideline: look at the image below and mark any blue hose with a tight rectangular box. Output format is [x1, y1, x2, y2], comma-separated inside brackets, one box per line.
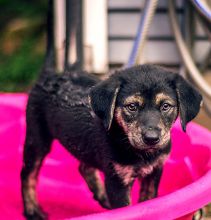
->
[126, 9, 146, 68]
[126, 0, 158, 68]
[191, 0, 211, 22]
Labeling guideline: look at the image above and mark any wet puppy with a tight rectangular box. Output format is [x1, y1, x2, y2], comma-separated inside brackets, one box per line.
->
[21, 64, 202, 219]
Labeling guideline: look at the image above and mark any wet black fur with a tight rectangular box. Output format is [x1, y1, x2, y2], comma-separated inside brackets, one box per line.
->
[21, 64, 202, 219]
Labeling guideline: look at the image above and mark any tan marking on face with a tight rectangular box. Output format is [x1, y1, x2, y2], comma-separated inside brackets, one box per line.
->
[115, 108, 144, 147]
[115, 107, 128, 133]
[127, 125, 143, 147]
[113, 163, 134, 187]
[116, 95, 176, 149]
[156, 120, 171, 147]
[124, 94, 144, 106]
[159, 120, 169, 138]
[155, 93, 176, 105]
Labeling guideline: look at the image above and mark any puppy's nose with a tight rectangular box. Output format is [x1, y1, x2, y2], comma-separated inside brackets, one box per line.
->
[142, 130, 160, 145]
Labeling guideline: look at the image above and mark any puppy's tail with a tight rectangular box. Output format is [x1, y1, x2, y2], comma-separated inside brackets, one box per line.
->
[41, 0, 55, 75]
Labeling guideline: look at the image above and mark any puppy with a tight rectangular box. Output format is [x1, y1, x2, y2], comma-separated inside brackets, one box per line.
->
[21, 64, 202, 219]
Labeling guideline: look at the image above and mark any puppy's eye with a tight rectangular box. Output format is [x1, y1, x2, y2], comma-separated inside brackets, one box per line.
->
[126, 103, 138, 112]
[161, 103, 171, 112]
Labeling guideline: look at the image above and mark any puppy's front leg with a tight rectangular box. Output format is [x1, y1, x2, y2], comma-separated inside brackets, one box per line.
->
[139, 167, 163, 202]
[79, 163, 110, 209]
[105, 173, 133, 209]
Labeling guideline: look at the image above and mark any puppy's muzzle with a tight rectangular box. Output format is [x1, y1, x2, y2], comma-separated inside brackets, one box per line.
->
[142, 128, 160, 146]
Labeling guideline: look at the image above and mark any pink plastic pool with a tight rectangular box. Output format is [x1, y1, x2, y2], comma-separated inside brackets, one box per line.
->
[0, 93, 211, 220]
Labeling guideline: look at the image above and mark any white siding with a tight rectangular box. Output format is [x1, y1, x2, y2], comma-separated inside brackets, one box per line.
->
[108, 0, 209, 66]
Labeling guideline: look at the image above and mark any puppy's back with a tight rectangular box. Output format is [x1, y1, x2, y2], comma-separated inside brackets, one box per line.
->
[26, 70, 107, 165]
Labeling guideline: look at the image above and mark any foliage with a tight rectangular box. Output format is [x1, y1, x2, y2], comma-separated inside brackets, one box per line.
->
[0, 0, 47, 92]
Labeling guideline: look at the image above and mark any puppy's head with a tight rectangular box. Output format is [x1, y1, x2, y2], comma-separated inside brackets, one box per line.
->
[90, 65, 202, 150]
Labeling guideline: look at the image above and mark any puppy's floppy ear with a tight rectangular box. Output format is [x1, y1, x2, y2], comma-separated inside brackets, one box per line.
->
[176, 75, 202, 132]
[89, 78, 120, 130]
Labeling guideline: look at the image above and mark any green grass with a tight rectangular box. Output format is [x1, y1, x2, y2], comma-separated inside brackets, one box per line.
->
[0, 0, 46, 92]
[0, 37, 45, 92]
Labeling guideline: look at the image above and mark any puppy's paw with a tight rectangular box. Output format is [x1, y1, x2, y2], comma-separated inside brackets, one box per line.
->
[24, 205, 48, 220]
[94, 193, 111, 209]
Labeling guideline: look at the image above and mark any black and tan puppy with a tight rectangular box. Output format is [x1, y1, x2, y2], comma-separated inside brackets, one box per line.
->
[21, 64, 202, 219]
